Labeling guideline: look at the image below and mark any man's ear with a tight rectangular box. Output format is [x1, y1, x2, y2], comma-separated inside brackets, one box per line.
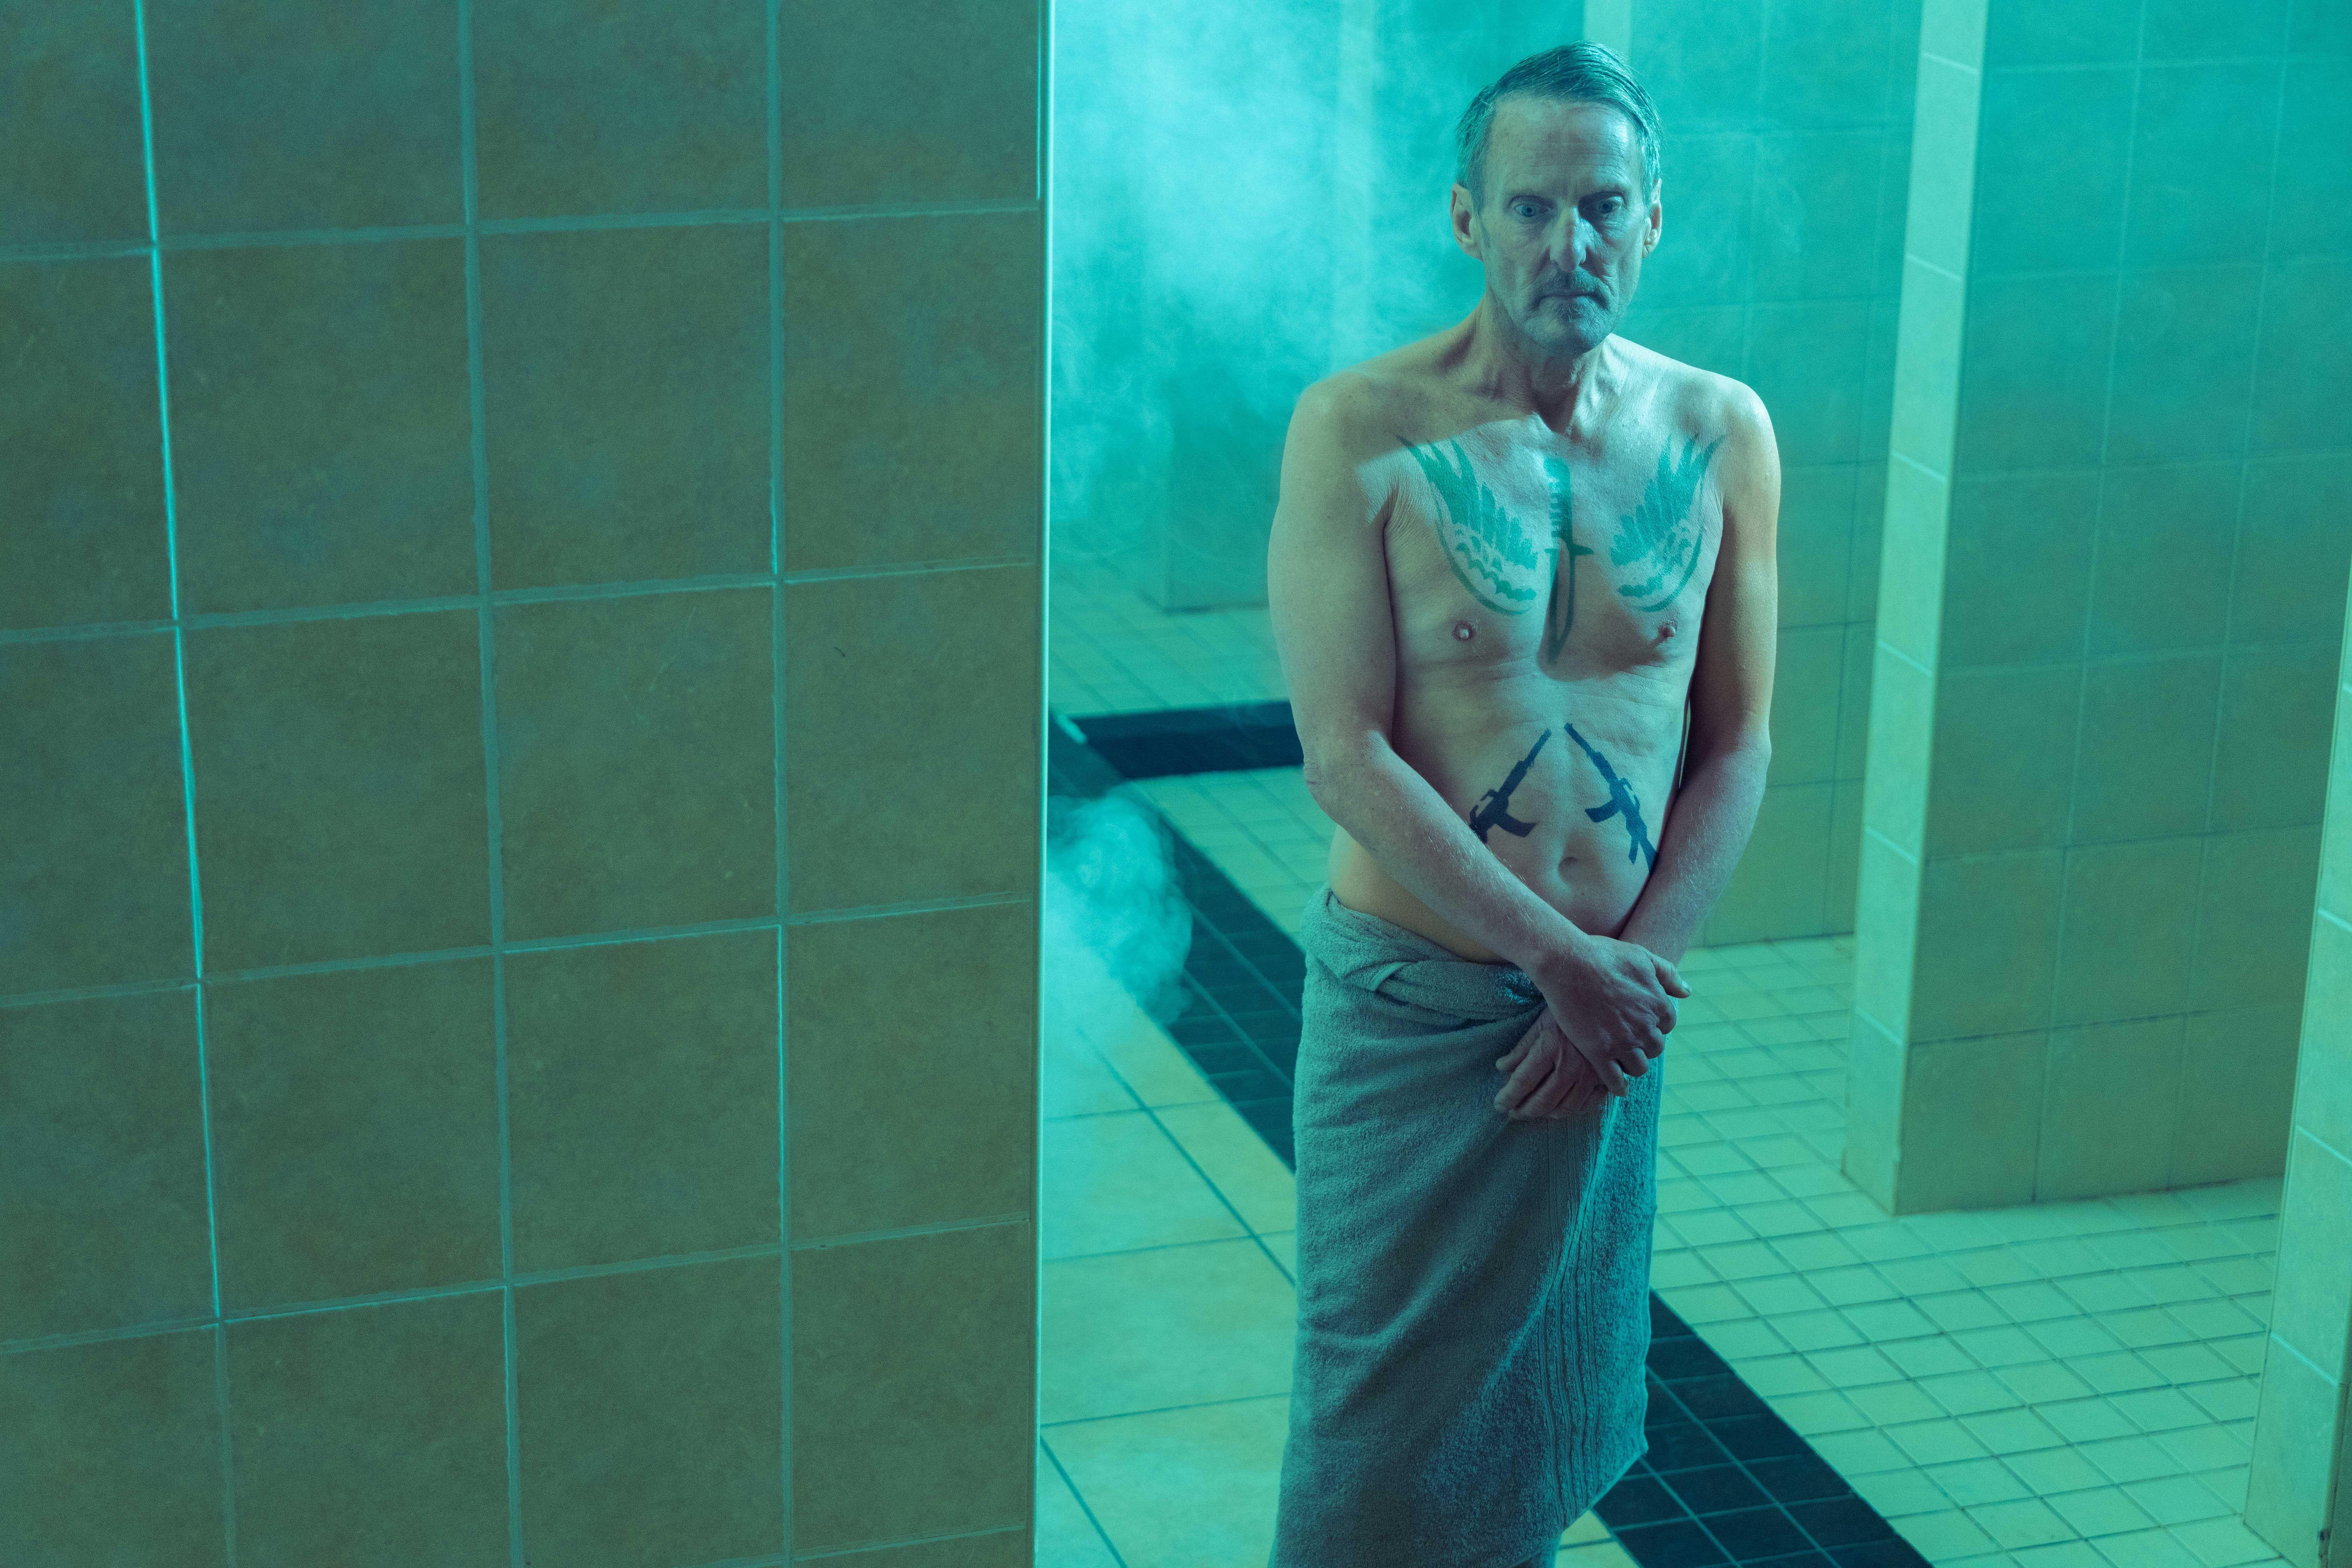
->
[1450, 184, 1483, 258]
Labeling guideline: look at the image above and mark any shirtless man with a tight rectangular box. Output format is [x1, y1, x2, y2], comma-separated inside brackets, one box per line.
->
[1262, 43, 1778, 1567]
[1270, 53, 1778, 1126]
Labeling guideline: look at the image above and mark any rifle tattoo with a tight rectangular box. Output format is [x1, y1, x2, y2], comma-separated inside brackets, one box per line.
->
[1469, 728, 1551, 844]
[1563, 722, 1658, 869]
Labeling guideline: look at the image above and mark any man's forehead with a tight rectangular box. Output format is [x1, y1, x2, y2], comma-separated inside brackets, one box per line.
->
[1487, 97, 1644, 188]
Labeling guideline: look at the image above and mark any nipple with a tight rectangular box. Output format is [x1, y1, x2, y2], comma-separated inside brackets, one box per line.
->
[1454, 621, 1475, 642]
[1657, 620, 1678, 640]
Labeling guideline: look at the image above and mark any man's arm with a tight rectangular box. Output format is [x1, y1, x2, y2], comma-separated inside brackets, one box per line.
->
[1268, 378, 1681, 1094]
[1269, 377, 1580, 970]
[1617, 382, 1781, 965]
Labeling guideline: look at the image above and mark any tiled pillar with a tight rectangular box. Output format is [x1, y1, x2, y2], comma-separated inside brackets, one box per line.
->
[780, 0, 1046, 1551]
[1588, 0, 1920, 945]
[1848, 0, 2352, 1213]
[2247, 575, 2352, 1565]
[0, 3, 1044, 1564]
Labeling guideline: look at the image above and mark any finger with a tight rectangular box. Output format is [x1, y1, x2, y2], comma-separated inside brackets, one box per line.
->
[1505, 1062, 1562, 1124]
[1553, 1071, 1609, 1118]
[1579, 1055, 1616, 1111]
[1582, 1040, 1631, 1097]
[1548, 1061, 1601, 1118]
[1495, 1022, 1562, 1108]
[1657, 957, 1692, 998]
[1500, 1052, 1559, 1113]
[1520, 1060, 1575, 1119]
[1495, 1014, 1545, 1073]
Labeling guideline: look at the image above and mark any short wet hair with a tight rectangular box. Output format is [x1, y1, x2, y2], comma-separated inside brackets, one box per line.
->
[1454, 42, 1663, 210]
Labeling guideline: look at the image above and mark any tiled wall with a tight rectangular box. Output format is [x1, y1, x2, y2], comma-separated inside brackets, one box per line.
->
[1588, 0, 1921, 946]
[2248, 574, 2352, 1562]
[1851, 0, 2352, 1214]
[0, 5, 1044, 1566]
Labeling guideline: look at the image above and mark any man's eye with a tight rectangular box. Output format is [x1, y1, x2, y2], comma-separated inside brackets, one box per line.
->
[1514, 203, 1540, 218]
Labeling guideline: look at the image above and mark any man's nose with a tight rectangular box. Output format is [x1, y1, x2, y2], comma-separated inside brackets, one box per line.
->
[1558, 215, 1600, 273]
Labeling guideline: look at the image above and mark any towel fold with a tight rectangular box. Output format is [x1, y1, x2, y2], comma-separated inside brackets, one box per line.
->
[1267, 887, 1661, 1568]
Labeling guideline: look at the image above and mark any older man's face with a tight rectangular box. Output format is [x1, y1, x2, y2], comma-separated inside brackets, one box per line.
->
[1453, 96, 1661, 359]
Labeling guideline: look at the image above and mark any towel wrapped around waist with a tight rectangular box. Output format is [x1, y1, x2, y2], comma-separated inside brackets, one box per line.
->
[1268, 886, 1661, 1568]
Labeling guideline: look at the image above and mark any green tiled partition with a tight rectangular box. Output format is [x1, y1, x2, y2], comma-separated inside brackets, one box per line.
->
[0, 2, 1046, 1564]
[1585, 0, 1920, 945]
[2247, 568, 2352, 1566]
[1850, 0, 2352, 1217]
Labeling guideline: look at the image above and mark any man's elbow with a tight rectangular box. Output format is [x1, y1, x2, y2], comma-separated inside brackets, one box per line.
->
[1301, 753, 1350, 819]
[1300, 734, 1379, 819]
[1691, 723, 1772, 773]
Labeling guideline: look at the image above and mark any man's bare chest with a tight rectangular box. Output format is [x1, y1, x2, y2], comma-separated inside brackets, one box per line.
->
[1377, 420, 1728, 680]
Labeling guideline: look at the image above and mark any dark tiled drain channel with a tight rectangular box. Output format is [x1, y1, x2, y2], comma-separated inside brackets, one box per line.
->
[1049, 708, 1930, 1568]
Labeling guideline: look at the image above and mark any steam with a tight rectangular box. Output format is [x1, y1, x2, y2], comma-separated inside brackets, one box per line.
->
[1050, 0, 1504, 569]
[1043, 792, 1196, 1047]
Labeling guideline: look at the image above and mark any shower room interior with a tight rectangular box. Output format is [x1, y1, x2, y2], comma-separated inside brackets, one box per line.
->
[0, 1, 2348, 1567]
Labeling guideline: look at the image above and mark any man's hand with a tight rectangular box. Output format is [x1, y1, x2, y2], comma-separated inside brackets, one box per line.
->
[1502, 935, 1687, 1108]
[1493, 1011, 1612, 1120]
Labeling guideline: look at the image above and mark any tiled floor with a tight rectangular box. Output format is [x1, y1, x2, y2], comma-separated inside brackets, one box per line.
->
[1128, 769, 1336, 941]
[1038, 765, 2292, 1568]
[1049, 555, 1289, 716]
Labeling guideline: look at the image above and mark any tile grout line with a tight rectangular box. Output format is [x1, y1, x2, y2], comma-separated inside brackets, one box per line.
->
[766, 0, 796, 1554]
[0, 905, 1030, 1015]
[0, 563, 1045, 647]
[444, 8, 528, 1561]
[126, 4, 236, 1563]
[0, 197, 1043, 268]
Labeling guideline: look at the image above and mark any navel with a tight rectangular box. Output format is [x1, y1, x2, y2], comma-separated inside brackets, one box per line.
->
[1454, 621, 1475, 642]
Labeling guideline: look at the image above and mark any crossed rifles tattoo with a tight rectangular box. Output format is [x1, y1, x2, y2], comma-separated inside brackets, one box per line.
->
[1469, 722, 1659, 870]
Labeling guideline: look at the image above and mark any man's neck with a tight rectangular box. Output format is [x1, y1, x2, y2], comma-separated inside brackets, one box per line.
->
[1454, 294, 1620, 440]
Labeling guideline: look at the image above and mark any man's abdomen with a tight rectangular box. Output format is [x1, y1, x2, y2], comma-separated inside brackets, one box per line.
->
[1329, 706, 1682, 962]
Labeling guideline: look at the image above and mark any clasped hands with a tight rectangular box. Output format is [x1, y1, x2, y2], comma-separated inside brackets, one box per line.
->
[1492, 933, 1690, 1120]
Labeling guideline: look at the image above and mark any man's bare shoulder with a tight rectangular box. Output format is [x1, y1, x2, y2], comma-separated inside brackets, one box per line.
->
[1292, 331, 1471, 459]
[1293, 373, 1405, 460]
[1614, 338, 1780, 585]
[1614, 336, 1774, 456]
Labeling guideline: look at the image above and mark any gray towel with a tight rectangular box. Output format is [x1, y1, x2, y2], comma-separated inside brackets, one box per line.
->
[1268, 886, 1662, 1568]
